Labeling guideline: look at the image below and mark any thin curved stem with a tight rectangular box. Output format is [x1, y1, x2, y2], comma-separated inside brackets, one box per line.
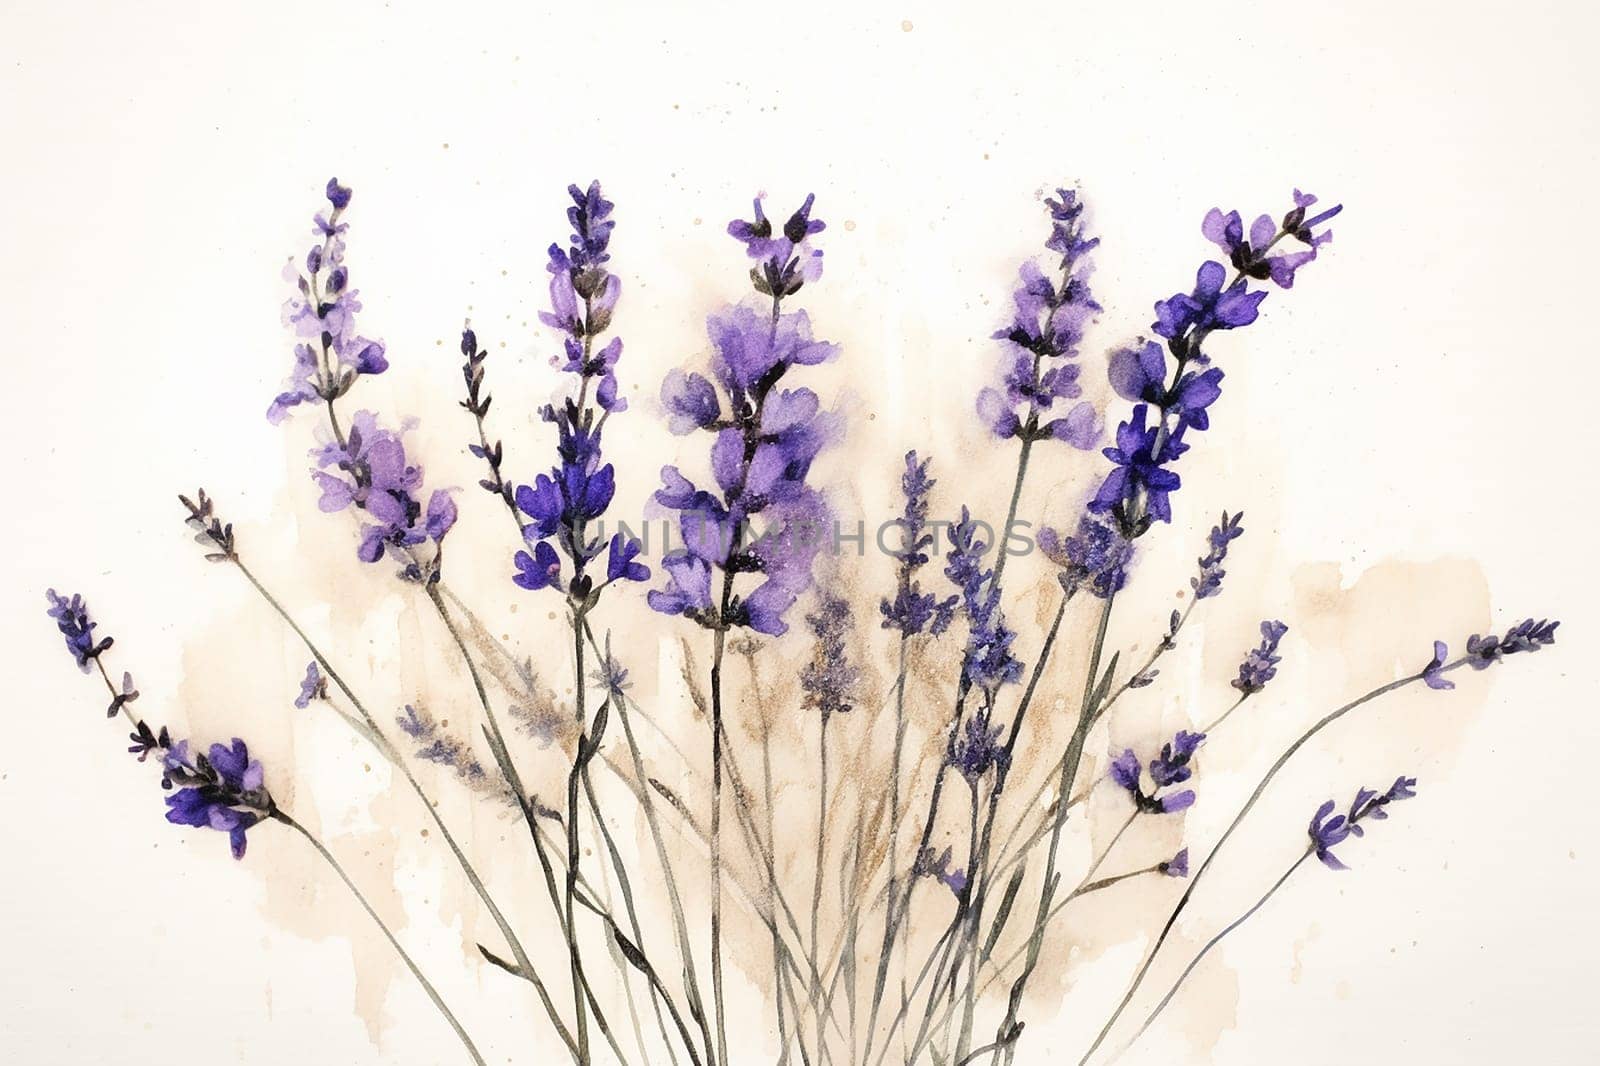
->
[1076, 659, 1467, 1064]
[274, 811, 487, 1066]
[1128, 849, 1312, 1055]
[218, 555, 578, 1060]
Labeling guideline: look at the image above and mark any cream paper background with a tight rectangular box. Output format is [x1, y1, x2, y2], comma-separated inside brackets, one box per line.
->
[2, 1, 1594, 1062]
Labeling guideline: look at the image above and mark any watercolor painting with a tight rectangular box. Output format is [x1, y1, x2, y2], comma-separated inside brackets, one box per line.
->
[6, 3, 1596, 1064]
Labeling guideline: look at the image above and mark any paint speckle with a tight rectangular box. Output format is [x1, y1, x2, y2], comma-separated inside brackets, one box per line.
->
[901, 19, 914, 32]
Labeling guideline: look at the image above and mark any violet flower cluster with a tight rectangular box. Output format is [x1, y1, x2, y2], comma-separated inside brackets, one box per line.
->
[272, 179, 457, 578]
[944, 508, 1023, 697]
[648, 194, 837, 635]
[511, 182, 650, 604]
[1110, 730, 1206, 814]
[46, 173, 1576, 1066]
[1233, 619, 1289, 694]
[1091, 191, 1342, 538]
[1309, 776, 1418, 871]
[977, 189, 1102, 449]
[880, 452, 958, 637]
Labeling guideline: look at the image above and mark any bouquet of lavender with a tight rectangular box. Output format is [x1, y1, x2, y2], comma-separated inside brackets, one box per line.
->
[48, 175, 1559, 1065]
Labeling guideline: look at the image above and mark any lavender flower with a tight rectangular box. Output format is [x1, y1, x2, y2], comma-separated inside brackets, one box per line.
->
[945, 509, 1023, 694]
[947, 708, 1012, 786]
[1159, 848, 1190, 878]
[1309, 775, 1418, 871]
[45, 589, 111, 672]
[291, 661, 327, 708]
[880, 452, 958, 637]
[1092, 190, 1341, 536]
[1037, 512, 1134, 600]
[1150, 730, 1206, 787]
[649, 193, 839, 637]
[1232, 620, 1288, 694]
[162, 737, 276, 860]
[312, 410, 457, 576]
[976, 189, 1101, 449]
[728, 193, 826, 296]
[1203, 190, 1343, 290]
[1422, 640, 1455, 690]
[513, 181, 648, 606]
[270, 178, 388, 424]
[1192, 510, 1245, 599]
[1465, 618, 1561, 669]
[398, 704, 487, 782]
[800, 593, 859, 720]
[1111, 731, 1204, 813]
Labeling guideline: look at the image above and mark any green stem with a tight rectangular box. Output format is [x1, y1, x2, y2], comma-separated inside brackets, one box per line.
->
[222, 556, 578, 1060]
[274, 811, 487, 1066]
[1076, 660, 1466, 1064]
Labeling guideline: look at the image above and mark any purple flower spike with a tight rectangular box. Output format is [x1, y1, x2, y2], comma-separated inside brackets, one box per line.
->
[1160, 848, 1190, 878]
[947, 708, 1012, 786]
[1038, 512, 1134, 600]
[272, 178, 387, 424]
[1192, 510, 1245, 600]
[651, 193, 839, 637]
[1233, 619, 1288, 694]
[881, 452, 960, 638]
[46, 588, 112, 672]
[1110, 748, 1143, 794]
[800, 593, 860, 720]
[508, 180, 639, 605]
[1465, 618, 1560, 670]
[1310, 775, 1418, 871]
[981, 188, 1103, 448]
[945, 508, 1023, 693]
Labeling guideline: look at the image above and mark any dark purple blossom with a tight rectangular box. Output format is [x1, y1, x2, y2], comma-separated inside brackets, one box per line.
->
[1093, 191, 1340, 536]
[45, 589, 111, 672]
[945, 509, 1023, 694]
[294, 661, 327, 708]
[880, 452, 958, 637]
[1088, 404, 1187, 525]
[163, 738, 275, 860]
[1037, 512, 1134, 600]
[271, 178, 388, 424]
[1310, 775, 1418, 871]
[1232, 620, 1288, 694]
[977, 189, 1101, 449]
[1111, 735, 1202, 814]
[947, 707, 1012, 786]
[800, 593, 859, 720]
[510, 181, 649, 604]
[1150, 730, 1206, 787]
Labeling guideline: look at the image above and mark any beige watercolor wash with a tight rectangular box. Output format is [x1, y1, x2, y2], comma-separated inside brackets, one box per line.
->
[3, 1, 1595, 1063]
